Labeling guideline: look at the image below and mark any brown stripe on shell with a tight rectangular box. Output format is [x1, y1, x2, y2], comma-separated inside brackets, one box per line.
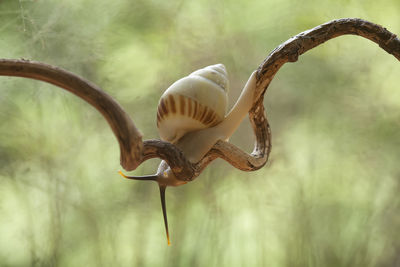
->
[159, 98, 168, 117]
[192, 100, 198, 119]
[209, 112, 220, 125]
[157, 94, 223, 130]
[187, 97, 192, 117]
[204, 109, 216, 125]
[195, 102, 202, 120]
[168, 94, 176, 113]
[179, 95, 185, 115]
[199, 105, 208, 122]
[157, 107, 161, 119]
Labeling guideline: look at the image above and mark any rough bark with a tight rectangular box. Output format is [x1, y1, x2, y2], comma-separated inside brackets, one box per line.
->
[0, 18, 399, 181]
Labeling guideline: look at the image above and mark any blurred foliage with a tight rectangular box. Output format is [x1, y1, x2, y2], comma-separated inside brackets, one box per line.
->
[0, 0, 400, 266]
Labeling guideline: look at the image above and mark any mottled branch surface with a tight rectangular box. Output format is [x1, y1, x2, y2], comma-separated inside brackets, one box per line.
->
[0, 18, 399, 181]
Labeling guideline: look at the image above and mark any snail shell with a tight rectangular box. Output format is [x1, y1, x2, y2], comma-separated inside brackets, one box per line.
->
[157, 64, 229, 143]
[121, 66, 258, 245]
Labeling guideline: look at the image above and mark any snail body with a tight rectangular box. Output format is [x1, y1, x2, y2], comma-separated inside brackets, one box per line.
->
[120, 64, 258, 245]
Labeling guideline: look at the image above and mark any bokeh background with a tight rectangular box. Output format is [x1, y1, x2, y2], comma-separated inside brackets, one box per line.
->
[1, 0, 400, 266]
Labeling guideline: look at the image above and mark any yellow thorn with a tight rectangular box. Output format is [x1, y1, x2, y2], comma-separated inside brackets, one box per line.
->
[118, 170, 128, 179]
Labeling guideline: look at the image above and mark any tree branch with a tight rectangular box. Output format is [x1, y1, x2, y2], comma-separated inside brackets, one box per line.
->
[0, 59, 143, 171]
[0, 18, 399, 181]
[255, 17, 400, 101]
[190, 17, 400, 180]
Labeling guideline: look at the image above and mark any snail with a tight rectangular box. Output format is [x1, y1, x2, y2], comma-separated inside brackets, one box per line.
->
[157, 64, 229, 144]
[119, 64, 257, 245]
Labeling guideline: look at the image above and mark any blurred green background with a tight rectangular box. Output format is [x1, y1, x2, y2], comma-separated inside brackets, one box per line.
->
[1, 0, 400, 266]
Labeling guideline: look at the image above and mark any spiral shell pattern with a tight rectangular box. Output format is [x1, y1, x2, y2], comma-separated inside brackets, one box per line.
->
[157, 94, 221, 128]
[157, 64, 229, 143]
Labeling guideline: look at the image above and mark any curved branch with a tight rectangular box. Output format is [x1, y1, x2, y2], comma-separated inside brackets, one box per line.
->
[189, 18, 400, 180]
[0, 59, 195, 178]
[255, 18, 400, 100]
[1, 18, 399, 182]
[0, 59, 143, 171]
